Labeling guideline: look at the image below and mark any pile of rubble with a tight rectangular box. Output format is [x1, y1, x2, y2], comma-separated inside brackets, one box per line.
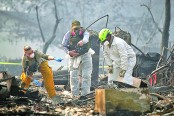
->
[0, 71, 96, 115]
[1, 64, 174, 115]
[0, 85, 97, 115]
[0, 98, 96, 115]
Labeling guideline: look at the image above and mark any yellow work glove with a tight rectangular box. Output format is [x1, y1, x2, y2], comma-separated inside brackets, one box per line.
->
[108, 65, 113, 74]
[119, 70, 126, 77]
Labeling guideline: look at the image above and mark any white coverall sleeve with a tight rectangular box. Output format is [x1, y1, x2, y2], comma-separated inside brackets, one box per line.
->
[116, 43, 128, 70]
[62, 31, 71, 54]
[82, 31, 89, 44]
[103, 48, 113, 66]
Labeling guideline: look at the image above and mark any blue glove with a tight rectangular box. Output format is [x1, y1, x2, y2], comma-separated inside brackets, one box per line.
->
[33, 79, 42, 87]
[55, 58, 63, 62]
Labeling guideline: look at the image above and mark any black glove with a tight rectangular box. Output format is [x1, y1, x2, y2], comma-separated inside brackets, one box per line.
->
[26, 70, 33, 76]
[69, 50, 79, 57]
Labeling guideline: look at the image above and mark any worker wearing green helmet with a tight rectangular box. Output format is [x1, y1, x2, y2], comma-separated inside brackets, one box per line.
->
[98, 28, 136, 85]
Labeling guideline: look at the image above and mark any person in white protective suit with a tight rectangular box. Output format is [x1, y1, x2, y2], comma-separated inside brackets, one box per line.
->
[62, 20, 94, 98]
[98, 28, 136, 85]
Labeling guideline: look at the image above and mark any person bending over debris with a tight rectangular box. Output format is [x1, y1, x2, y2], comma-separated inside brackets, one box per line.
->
[98, 28, 136, 85]
[62, 20, 93, 98]
[20, 45, 63, 104]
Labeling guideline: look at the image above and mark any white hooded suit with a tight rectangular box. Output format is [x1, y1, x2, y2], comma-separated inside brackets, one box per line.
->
[103, 36, 136, 85]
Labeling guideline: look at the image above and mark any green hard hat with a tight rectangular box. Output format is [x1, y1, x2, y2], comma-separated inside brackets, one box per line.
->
[98, 28, 112, 42]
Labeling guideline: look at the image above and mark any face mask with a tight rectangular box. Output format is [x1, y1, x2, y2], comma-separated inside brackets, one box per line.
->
[71, 28, 83, 36]
[29, 53, 35, 58]
[103, 41, 109, 46]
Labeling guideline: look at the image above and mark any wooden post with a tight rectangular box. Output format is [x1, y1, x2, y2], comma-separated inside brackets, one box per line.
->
[94, 89, 106, 115]
[95, 88, 150, 115]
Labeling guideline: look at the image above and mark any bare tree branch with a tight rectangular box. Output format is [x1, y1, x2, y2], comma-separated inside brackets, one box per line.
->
[145, 7, 164, 44]
[136, 0, 152, 45]
[36, 6, 45, 42]
[52, 0, 62, 36]
[42, 0, 62, 53]
[135, 13, 148, 45]
[145, 29, 158, 44]
[141, 4, 163, 34]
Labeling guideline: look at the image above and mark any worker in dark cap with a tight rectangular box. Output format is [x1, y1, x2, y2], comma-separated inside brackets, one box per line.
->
[20, 45, 63, 104]
[62, 20, 93, 98]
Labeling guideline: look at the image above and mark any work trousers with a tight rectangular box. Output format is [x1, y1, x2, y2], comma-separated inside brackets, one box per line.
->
[20, 61, 56, 98]
[69, 53, 92, 96]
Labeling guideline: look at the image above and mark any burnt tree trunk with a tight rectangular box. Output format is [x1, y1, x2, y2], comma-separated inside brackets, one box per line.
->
[161, 0, 171, 59]
[36, 0, 62, 54]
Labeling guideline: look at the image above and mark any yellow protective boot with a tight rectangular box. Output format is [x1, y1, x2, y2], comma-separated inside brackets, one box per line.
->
[39, 61, 56, 98]
[20, 72, 32, 90]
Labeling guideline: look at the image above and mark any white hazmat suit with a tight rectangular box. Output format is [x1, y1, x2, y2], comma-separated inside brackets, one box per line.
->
[62, 31, 93, 97]
[103, 36, 136, 85]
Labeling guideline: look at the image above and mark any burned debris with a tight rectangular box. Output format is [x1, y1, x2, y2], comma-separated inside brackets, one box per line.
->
[0, 28, 174, 115]
[1, 66, 173, 116]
